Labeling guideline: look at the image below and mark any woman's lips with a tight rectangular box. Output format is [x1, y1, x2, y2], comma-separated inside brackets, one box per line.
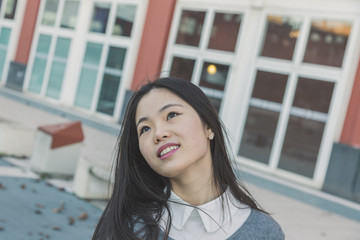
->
[157, 143, 180, 160]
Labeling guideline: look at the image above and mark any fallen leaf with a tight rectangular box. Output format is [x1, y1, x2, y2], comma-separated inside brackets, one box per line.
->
[20, 184, 26, 189]
[78, 212, 88, 220]
[0, 183, 6, 190]
[52, 226, 61, 231]
[68, 217, 75, 225]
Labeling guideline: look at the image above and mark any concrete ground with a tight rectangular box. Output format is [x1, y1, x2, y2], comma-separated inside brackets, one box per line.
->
[1, 87, 360, 240]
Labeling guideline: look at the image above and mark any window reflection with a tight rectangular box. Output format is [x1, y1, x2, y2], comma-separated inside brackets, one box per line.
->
[170, 56, 195, 81]
[175, 10, 206, 47]
[260, 15, 302, 60]
[239, 70, 288, 164]
[112, 4, 136, 37]
[252, 70, 288, 103]
[60, 0, 79, 29]
[97, 47, 126, 115]
[89, 3, 111, 34]
[208, 12, 242, 52]
[199, 62, 229, 91]
[279, 116, 325, 178]
[41, 0, 59, 26]
[303, 20, 351, 67]
[292, 77, 334, 113]
[239, 107, 280, 164]
[4, 0, 17, 19]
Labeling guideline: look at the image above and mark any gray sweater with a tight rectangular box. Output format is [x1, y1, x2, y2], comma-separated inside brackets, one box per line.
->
[161, 209, 285, 240]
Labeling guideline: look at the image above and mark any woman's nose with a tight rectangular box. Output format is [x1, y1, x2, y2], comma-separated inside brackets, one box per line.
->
[154, 125, 170, 143]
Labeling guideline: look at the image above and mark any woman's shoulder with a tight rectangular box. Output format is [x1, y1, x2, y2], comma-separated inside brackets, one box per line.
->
[227, 208, 285, 240]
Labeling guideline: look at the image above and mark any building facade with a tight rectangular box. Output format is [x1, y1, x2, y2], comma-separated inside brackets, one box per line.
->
[1, 0, 360, 202]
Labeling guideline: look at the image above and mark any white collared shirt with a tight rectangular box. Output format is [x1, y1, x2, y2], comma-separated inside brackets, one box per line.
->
[159, 189, 251, 240]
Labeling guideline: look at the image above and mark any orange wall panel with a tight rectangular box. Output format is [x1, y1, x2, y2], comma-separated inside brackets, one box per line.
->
[14, 0, 41, 64]
[340, 57, 360, 147]
[131, 0, 177, 90]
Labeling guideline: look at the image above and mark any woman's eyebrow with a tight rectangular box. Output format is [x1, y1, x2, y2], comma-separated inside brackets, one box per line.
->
[159, 103, 184, 113]
[136, 104, 184, 127]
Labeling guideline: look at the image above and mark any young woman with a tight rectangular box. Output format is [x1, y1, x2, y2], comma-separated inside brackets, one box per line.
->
[92, 77, 284, 240]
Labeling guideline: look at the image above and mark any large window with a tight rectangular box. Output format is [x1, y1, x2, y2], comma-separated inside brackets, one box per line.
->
[73, 1, 139, 117]
[26, 0, 78, 99]
[165, 8, 243, 112]
[237, 14, 353, 181]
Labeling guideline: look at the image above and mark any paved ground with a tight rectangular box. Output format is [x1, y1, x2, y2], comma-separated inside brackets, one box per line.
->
[1, 87, 360, 240]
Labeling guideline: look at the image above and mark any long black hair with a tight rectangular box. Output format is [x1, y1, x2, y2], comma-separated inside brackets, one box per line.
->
[92, 77, 263, 240]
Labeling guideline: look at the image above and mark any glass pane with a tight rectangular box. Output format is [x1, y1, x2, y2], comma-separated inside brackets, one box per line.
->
[208, 12, 241, 52]
[239, 107, 280, 164]
[293, 77, 335, 113]
[84, 42, 103, 65]
[96, 74, 120, 115]
[260, 16, 302, 60]
[60, 0, 79, 29]
[28, 58, 47, 93]
[199, 62, 229, 91]
[4, 0, 17, 19]
[41, 0, 59, 26]
[279, 116, 325, 178]
[106, 46, 126, 69]
[89, 2, 111, 33]
[252, 70, 288, 103]
[175, 10, 206, 47]
[112, 4, 136, 37]
[75, 42, 103, 109]
[170, 56, 195, 81]
[0, 27, 11, 45]
[54, 37, 71, 58]
[36, 34, 52, 54]
[75, 69, 98, 109]
[303, 20, 351, 67]
[46, 62, 66, 99]
[0, 49, 6, 79]
[0, 0, 2, 13]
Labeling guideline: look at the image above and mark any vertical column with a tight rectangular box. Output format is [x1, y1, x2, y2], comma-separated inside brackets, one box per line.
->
[340, 58, 360, 147]
[5, 0, 41, 91]
[130, 0, 177, 90]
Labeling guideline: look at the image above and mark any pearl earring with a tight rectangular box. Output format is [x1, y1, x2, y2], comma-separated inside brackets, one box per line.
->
[209, 132, 215, 140]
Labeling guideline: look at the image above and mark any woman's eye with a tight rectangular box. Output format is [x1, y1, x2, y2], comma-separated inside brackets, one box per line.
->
[139, 126, 150, 135]
[167, 112, 179, 120]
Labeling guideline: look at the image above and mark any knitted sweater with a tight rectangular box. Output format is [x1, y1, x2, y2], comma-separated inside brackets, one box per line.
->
[160, 209, 285, 240]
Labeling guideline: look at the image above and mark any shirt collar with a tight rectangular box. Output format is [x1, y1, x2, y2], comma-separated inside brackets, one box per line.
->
[167, 188, 246, 233]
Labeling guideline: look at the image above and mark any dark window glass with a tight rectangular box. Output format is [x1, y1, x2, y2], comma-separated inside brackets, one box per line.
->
[96, 47, 126, 116]
[175, 10, 206, 47]
[252, 70, 288, 103]
[112, 4, 136, 37]
[239, 107, 280, 164]
[208, 12, 241, 52]
[89, 3, 111, 34]
[279, 116, 325, 178]
[293, 77, 334, 113]
[260, 16, 301, 60]
[170, 56, 195, 81]
[4, 0, 17, 19]
[199, 62, 229, 91]
[303, 20, 351, 67]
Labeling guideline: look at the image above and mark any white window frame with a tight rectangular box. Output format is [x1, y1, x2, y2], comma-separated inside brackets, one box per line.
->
[0, 0, 25, 85]
[24, 0, 148, 122]
[163, 0, 360, 188]
[228, 4, 360, 188]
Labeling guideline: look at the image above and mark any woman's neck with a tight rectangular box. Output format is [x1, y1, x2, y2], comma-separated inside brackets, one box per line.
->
[170, 169, 219, 206]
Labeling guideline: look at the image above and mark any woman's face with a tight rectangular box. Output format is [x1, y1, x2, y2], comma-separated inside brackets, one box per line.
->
[135, 88, 212, 180]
